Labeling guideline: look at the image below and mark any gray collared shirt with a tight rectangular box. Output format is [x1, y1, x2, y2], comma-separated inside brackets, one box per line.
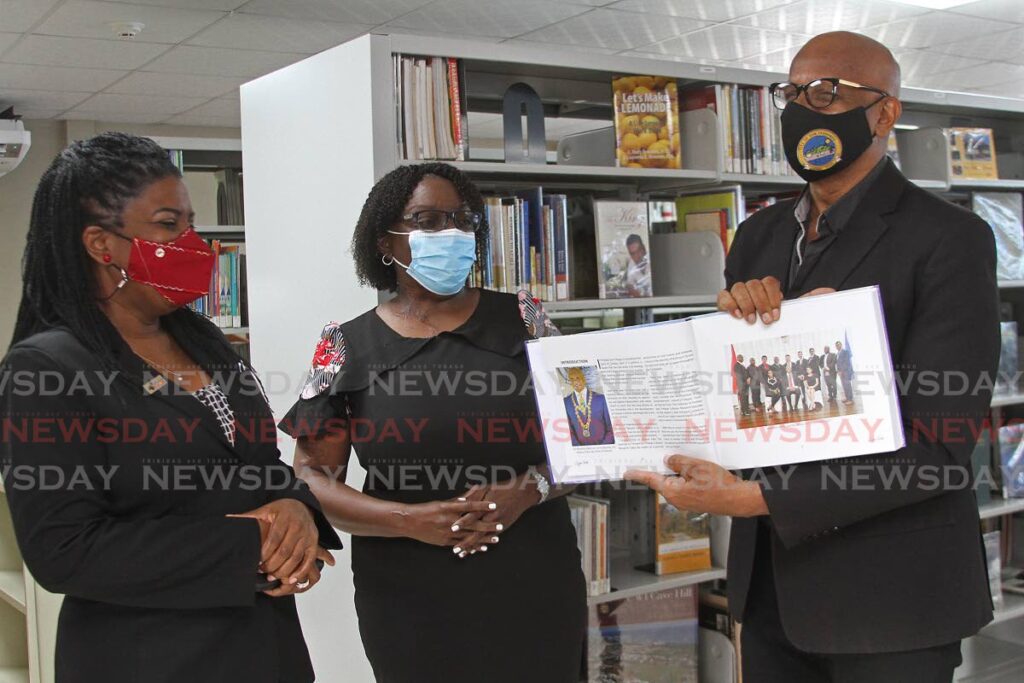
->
[788, 156, 888, 289]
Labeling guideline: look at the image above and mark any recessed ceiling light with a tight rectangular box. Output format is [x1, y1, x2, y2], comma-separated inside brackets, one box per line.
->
[890, 0, 973, 8]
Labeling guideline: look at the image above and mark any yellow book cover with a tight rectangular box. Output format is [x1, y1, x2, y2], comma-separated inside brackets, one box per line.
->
[613, 75, 681, 169]
[946, 127, 998, 180]
[655, 492, 711, 575]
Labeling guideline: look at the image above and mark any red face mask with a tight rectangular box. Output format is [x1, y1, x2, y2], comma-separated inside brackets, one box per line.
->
[108, 227, 215, 308]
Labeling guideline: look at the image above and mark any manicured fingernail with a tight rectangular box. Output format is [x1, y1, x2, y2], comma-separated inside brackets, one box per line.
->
[457, 497, 466, 502]
[470, 549, 477, 554]
[480, 545, 488, 552]
[491, 536, 499, 543]
[761, 312, 771, 324]
[267, 575, 276, 582]
[772, 308, 780, 320]
[289, 577, 298, 585]
[495, 524, 504, 531]
[732, 309, 742, 318]
[488, 502, 497, 510]
[459, 551, 467, 558]
[451, 524, 460, 532]
[453, 546, 462, 554]
[746, 314, 756, 324]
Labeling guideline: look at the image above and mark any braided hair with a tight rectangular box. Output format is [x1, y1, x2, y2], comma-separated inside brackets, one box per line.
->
[11, 132, 240, 371]
[351, 162, 488, 292]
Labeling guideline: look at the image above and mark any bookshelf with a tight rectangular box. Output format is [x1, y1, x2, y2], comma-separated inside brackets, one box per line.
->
[241, 31, 1024, 683]
[152, 136, 251, 346]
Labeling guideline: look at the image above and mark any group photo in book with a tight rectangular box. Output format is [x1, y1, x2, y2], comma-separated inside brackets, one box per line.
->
[729, 328, 860, 429]
[560, 366, 616, 446]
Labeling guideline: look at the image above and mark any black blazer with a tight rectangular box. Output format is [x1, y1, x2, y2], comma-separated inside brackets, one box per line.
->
[1, 323, 342, 683]
[724, 159, 1000, 653]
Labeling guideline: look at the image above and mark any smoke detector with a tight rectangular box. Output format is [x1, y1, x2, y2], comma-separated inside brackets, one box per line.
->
[110, 21, 145, 40]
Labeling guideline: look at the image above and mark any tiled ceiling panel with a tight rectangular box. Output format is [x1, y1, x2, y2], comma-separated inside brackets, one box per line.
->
[33, 1, 224, 44]
[517, 9, 712, 51]
[1, 0, 1024, 125]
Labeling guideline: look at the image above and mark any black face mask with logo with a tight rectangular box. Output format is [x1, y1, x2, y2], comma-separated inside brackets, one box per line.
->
[780, 100, 880, 182]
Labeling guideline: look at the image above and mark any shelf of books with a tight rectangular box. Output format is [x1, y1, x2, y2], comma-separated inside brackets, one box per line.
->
[164, 143, 251, 355]
[241, 32, 1024, 681]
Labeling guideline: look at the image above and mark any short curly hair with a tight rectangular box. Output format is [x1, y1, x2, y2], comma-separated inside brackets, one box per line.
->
[351, 162, 488, 292]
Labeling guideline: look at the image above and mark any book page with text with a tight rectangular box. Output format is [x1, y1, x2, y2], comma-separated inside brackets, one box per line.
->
[526, 320, 716, 484]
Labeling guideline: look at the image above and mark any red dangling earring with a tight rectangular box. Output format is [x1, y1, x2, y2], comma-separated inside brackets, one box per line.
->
[102, 254, 112, 263]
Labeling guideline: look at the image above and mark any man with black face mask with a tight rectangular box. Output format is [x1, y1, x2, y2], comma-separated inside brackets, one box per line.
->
[624, 31, 1000, 683]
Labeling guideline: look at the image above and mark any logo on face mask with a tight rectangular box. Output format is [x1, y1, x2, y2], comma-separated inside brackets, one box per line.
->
[796, 128, 843, 171]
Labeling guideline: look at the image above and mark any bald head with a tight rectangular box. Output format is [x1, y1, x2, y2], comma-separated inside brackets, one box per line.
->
[791, 31, 900, 98]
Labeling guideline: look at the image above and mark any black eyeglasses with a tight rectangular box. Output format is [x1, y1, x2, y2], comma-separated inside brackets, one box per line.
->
[769, 78, 890, 111]
[401, 209, 482, 232]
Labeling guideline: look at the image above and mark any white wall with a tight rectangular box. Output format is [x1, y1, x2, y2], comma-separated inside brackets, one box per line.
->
[0, 119, 241, 355]
[241, 36, 380, 683]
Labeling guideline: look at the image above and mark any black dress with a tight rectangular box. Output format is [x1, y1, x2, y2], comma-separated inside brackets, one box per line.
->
[281, 289, 587, 683]
[1, 322, 342, 683]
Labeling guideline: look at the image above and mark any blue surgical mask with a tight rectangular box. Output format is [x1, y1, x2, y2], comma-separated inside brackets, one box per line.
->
[387, 228, 477, 296]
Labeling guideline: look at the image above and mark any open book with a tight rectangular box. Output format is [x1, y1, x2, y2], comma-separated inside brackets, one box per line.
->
[526, 286, 904, 484]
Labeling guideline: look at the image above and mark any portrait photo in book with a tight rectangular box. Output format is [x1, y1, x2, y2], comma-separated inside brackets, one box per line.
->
[559, 366, 617, 447]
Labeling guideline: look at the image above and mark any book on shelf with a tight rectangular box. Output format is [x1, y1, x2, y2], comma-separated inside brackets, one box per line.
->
[474, 189, 570, 301]
[215, 168, 245, 226]
[886, 130, 901, 170]
[674, 186, 743, 254]
[189, 240, 248, 330]
[395, 54, 467, 162]
[972, 429, 993, 507]
[567, 494, 610, 597]
[653, 494, 711, 576]
[612, 75, 681, 169]
[584, 585, 699, 683]
[998, 423, 1024, 499]
[984, 530, 1002, 608]
[525, 287, 904, 483]
[997, 321, 1019, 395]
[972, 191, 1024, 281]
[595, 200, 653, 299]
[682, 83, 792, 177]
[947, 127, 998, 180]
[168, 149, 185, 173]
[699, 589, 742, 683]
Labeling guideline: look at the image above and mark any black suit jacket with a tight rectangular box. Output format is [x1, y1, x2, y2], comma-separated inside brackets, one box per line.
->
[1, 324, 342, 683]
[724, 159, 999, 653]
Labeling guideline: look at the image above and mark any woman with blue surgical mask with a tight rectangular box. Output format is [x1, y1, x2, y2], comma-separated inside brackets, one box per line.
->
[278, 163, 587, 683]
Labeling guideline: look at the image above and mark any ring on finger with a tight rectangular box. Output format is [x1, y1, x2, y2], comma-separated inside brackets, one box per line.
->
[296, 579, 311, 589]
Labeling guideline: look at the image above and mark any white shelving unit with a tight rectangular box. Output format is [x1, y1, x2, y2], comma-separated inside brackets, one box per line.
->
[979, 496, 1024, 521]
[240, 31, 1024, 682]
[589, 562, 727, 606]
[0, 482, 60, 683]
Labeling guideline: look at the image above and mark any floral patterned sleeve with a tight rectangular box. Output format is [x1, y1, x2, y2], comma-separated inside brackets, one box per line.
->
[516, 290, 561, 339]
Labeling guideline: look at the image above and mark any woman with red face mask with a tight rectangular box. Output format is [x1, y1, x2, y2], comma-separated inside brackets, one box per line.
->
[0, 132, 341, 683]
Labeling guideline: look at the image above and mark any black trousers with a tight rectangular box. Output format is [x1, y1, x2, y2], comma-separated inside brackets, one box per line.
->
[741, 519, 963, 683]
